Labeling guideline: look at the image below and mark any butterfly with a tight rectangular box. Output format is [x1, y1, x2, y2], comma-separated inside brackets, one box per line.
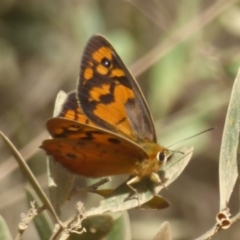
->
[41, 35, 170, 197]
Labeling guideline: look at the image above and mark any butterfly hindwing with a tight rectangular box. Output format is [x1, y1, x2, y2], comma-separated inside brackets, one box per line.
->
[42, 118, 149, 177]
[48, 91, 97, 137]
[77, 35, 156, 143]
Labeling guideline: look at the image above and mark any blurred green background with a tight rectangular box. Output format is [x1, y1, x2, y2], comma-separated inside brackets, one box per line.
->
[1, 0, 240, 239]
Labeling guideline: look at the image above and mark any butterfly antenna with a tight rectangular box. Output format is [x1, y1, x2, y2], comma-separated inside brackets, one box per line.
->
[167, 127, 216, 149]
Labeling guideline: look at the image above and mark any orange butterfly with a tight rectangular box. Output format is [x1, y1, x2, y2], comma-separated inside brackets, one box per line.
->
[41, 35, 169, 195]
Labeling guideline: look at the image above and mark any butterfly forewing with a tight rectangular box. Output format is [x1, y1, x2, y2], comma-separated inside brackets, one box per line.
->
[78, 35, 156, 143]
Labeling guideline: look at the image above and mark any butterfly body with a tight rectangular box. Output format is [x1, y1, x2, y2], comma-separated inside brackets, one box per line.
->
[41, 35, 169, 194]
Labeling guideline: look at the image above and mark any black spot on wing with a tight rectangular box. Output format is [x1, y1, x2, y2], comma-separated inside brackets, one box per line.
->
[99, 93, 114, 104]
[76, 141, 85, 146]
[116, 117, 127, 126]
[66, 153, 77, 159]
[79, 130, 105, 141]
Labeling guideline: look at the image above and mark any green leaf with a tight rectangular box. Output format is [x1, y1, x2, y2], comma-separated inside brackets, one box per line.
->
[95, 189, 170, 210]
[153, 222, 172, 240]
[219, 68, 240, 210]
[0, 132, 60, 225]
[69, 214, 114, 240]
[140, 195, 170, 210]
[106, 212, 131, 240]
[0, 215, 13, 240]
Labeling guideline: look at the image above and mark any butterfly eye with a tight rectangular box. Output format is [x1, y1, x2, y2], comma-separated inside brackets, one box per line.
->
[101, 57, 111, 68]
[157, 151, 166, 163]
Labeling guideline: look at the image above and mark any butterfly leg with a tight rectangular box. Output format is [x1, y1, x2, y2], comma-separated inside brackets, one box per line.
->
[126, 176, 141, 206]
[150, 172, 160, 183]
[150, 172, 167, 193]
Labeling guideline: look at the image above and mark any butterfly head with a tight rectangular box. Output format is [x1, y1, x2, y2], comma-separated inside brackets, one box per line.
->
[138, 142, 170, 178]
